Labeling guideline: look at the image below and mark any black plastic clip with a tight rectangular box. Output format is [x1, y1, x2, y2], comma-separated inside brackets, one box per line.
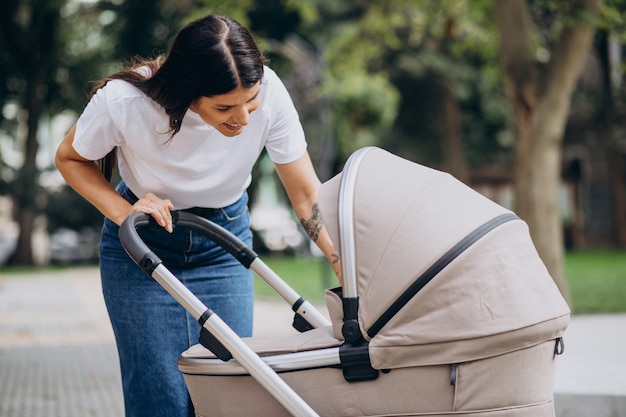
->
[197, 309, 232, 361]
[292, 313, 314, 333]
[199, 327, 233, 361]
[291, 297, 314, 332]
[339, 342, 379, 382]
[554, 337, 565, 356]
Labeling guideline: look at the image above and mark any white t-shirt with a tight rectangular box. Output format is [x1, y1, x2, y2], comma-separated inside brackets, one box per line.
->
[73, 66, 307, 209]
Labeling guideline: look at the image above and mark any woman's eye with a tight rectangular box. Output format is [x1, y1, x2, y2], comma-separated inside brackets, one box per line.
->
[216, 107, 230, 112]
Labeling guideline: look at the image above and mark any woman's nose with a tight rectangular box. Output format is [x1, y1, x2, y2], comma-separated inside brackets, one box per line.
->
[232, 105, 251, 125]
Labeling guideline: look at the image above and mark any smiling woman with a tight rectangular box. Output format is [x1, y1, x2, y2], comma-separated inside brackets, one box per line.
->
[54, 14, 341, 417]
[189, 81, 261, 137]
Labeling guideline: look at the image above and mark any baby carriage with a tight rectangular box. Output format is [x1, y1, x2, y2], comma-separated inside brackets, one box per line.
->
[120, 146, 570, 417]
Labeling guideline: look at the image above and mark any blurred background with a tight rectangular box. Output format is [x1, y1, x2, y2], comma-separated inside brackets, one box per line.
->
[0, 0, 624, 307]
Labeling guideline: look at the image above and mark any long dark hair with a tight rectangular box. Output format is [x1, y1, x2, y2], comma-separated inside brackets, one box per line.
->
[92, 15, 267, 181]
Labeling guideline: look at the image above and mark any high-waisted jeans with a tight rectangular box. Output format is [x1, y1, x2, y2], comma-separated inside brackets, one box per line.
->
[100, 181, 254, 417]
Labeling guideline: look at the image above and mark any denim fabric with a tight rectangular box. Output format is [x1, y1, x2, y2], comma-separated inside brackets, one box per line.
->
[100, 181, 254, 417]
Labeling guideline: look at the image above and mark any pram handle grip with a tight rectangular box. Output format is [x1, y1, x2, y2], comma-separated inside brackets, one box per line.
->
[118, 213, 162, 275]
[119, 211, 258, 274]
[172, 211, 258, 267]
[120, 212, 330, 331]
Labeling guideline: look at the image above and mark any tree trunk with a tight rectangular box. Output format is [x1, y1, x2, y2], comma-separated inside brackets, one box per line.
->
[7, 4, 60, 265]
[494, 0, 602, 305]
[9, 85, 42, 265]
[10, 207, 37, 265]
[440, 80, 469, 184]
[439, 16, 468, 184]
[598, 31, 626, 247]
[515, 98, 569, 300]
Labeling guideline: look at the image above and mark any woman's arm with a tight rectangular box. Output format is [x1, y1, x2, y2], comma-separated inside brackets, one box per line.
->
[274, 151, 342, 283]
[55, 125, 174, 231]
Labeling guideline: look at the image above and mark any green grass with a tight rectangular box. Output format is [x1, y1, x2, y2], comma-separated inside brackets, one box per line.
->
[0, 264, 77, 276]
[565, 249, 626, 314]
[253, 255, 335, 303]
[254, 250, 626, 314]
[2, 250, 624, 314]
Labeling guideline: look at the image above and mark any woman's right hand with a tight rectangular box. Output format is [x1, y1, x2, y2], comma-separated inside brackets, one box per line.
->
[130, 193, 174, 233]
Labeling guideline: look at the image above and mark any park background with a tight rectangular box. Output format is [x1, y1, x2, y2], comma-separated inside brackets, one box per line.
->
[0, 0, 625, 314]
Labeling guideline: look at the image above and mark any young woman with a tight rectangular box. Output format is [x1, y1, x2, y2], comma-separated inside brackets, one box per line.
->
[56, 15, 340, 417]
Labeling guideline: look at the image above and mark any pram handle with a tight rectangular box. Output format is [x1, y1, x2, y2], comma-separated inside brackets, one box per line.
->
[119, 211, 257, 275]
[119, 211, 323, 417]
[119, 212, 330, 331]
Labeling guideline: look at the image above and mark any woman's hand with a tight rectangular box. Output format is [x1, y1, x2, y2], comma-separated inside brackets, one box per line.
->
[131, 193, 174, 233]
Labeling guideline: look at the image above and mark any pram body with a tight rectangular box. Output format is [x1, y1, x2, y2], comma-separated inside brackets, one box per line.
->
[122, 147, 570, 417]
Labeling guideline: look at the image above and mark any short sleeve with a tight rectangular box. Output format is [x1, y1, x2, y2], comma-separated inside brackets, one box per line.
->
[72, 83, 125, 161]
[263, 69, 307, 164]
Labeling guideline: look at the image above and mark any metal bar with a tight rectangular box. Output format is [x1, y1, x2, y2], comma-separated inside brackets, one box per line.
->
[152, 264, 320, 417]
[250, 258, 330, 329]
[337, 147, 375, 299]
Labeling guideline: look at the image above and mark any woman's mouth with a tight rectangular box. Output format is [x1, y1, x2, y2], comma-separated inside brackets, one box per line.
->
[223, 122, 241, 131]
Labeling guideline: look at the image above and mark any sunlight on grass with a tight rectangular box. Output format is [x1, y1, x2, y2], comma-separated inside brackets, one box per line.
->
[253, 255, 336, 302]
[565, 250, 626, 314]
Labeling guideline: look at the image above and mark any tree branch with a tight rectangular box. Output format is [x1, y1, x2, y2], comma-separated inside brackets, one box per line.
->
[493, 0, 535, 84]
[493, 0, 538, 115]
[543, 0, 603, 102]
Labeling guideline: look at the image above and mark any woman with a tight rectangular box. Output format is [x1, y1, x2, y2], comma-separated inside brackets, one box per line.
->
[55, 15, 340, 417]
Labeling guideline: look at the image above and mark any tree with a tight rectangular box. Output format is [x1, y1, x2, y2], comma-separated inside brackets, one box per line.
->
[493, 0, 603, 302]
[312, 0, 511, 178]
[0, 0, 193, 265]
[0, 0, 64, 265]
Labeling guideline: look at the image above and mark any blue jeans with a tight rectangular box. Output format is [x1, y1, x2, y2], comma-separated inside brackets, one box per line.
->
[100, 181, 254, 417]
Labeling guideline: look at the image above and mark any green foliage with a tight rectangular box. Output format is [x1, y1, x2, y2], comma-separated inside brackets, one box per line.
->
[0, 1, 198, 264]
[189, 0, 255, 27]
[2, 0, 623, 263]
[600, 0, 626, 42]
[329, 72, 400, 156]
[331, 1, 509, 165]
[161, 0, 513, 166]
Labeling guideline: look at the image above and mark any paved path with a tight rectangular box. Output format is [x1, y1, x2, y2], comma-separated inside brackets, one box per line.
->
[0, 266, 624, 416]
[553, 313, 626, 416]
[0, 267, 304, 417]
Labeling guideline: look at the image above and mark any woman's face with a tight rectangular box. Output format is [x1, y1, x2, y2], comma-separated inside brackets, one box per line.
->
[189, 82, 261, 137]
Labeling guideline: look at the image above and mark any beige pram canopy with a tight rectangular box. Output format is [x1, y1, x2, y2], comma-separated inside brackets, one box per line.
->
[318, 146, 570, 372]
[168, 147, 570, 416]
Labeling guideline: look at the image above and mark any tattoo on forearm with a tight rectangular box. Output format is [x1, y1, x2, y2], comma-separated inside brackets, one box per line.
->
[330, 249, 341, 265]
[300, 203, 323, 242]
